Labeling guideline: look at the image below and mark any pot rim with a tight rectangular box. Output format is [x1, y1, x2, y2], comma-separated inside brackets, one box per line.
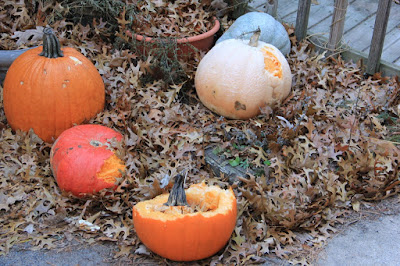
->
[127, 17, 220, 43]
[0, 46, 38, 68]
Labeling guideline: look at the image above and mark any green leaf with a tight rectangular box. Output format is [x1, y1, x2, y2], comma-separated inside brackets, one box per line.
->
[239, 158, 249, 168]
[229, 157, 240, 167]
[263, 160, 271, 166]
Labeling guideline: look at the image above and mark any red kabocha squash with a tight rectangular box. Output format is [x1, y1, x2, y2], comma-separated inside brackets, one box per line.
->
[3, 27, 105, 143]
[132, 175, 237, 261]
[50, 124, 125, 197]
[195, 29, 292, 119]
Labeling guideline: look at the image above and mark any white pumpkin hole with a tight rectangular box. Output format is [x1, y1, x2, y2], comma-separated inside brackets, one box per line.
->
[261, 47, 282, 78]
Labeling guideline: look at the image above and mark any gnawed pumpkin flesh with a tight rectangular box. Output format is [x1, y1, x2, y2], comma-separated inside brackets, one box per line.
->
[134, 178, 235, 221]
[96, 154, 125, 183]
[261, 46, 282, 78]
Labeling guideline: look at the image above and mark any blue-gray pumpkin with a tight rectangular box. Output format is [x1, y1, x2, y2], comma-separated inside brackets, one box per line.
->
[217, 12, 291, 55]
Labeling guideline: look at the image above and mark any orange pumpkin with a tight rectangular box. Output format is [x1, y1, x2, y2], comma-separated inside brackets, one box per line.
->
[50, 124, 125, 197]
[195, 30, 292, 119]
[132, 175, 237, 261]
[3, 27, 105, 142]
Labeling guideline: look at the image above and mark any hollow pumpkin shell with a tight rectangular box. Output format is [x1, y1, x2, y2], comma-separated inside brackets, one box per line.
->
[132, 182, 237, 261]
[195, 38, 292, 119]
[50, 124, 125, 197]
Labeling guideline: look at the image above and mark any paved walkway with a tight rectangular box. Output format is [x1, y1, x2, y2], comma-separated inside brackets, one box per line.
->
[316, 211, 400, 266]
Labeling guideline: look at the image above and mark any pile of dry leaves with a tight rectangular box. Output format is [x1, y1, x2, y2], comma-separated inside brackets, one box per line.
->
[131, 0, 221, 37]
[1, 0, 400, 265]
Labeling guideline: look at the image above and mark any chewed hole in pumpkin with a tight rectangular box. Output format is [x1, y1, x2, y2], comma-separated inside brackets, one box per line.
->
[96, 154, 125, 184]
[261, 46, 282, 78]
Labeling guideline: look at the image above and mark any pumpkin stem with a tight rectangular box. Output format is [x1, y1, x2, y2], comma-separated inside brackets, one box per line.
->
[39, 27, 64, 58]
[248, 28, 261, 47]
[164, 174, 189, 207]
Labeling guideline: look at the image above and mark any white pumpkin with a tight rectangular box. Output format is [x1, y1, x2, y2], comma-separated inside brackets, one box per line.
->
[195, 32, 292, 119]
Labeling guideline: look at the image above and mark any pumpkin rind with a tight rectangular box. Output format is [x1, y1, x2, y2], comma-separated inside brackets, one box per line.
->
[50, 124, 125, 197]
[195, 38, 292, 119]
[3, 29, 105, 142]
[132, 182, 237, 261]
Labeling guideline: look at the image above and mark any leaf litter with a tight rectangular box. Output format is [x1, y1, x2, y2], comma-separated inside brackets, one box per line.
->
[1, 1, 400, 265]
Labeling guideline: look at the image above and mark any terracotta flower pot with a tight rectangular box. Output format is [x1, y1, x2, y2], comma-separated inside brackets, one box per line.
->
[126, 18, 220, 58]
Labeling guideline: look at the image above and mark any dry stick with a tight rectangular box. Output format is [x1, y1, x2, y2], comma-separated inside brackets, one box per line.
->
[305, 31, 351, 59]
[235, 28, 262, 42]
[293, 96, 311, 133]
[212, 0, 248, 17]
[348, 84, 363, 146]
[248, 28, 261, 47]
